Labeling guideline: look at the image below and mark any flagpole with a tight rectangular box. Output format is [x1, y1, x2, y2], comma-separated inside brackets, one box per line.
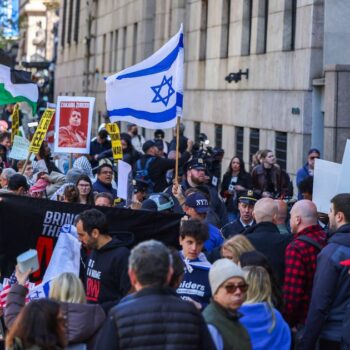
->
[21, 152, 32, 175]
[174, 116, 181, 185]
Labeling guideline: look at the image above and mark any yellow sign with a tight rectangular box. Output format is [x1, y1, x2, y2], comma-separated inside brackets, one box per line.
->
[29, 108, 55, 154]
[105, 123, 123, 160]
[10, 104, 20, 144]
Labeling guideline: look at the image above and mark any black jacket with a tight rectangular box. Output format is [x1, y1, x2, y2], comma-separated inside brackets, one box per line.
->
[221, 219, 255, 239]
[138, 152, 191, 193]
[302, 224, 350, 349]
[245, 222, 292, 284]
[95, 286, 216, 350]
[86, 239, 130, 314]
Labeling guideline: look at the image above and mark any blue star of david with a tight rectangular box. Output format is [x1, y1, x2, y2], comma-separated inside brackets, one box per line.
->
[151, 75, 175, 107]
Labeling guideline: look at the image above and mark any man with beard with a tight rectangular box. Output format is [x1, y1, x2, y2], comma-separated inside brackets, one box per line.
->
[76, 208, 130, 313]
[167, 158, 228, 228]
[301, 194, 350, 350]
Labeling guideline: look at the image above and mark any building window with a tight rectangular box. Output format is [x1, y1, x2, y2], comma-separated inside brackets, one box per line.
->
[249, 128, 260, 164]
[109, 31, 114, 72]
[114, 29, 118, 71]
[221, 0, 231, 58]
[67, 0, 74, 44]
[61, 0, 67, 47]
[215, 124, 223, 149]
[194, 121, 201, 143]
[235, 126, 244, 159]
[73, 0, 80, 42]
[242, 0, 253, 55]
[275, 131, 287, 171]
[263, 0, 269, 53]
[102, 34, 106, 73]
[122, 26, 127, 69]
[199, 0, 208, 60]
[132, 23, 138, 64]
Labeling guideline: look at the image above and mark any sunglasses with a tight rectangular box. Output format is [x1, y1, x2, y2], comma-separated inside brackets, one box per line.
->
[223, 283, 249, 294]
[309, 156, 320, 160]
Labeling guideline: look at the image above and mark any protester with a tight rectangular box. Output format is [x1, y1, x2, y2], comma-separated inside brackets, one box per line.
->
[7, 174, 29, 195]
[62, 184, 79, 203]
[29, 178, 49, 198]
[301, 194, 350, 350]
[0, 167, 16, 190]
[73, 154, 94, 180]
[177, 219, 211, 309]
[35, 141, 61, 174]
[16, 160, 35, 186]
[50, 168, 85, 200]
[240, 266, 291, 350]
[221, 234, 255, 263]
[95, 240, 215, 349]
[76, 174, 95, 205]
[203, 258, 251, 350]
[127, 123, 145, 154]
[154, 129, 169, 155]
[76, 209, 130, 313]
[221, 190, 257, 238]
[94, 192, 114, 207]
[296, 148, 320, 199]
[183, 191, 224, 252]
[221, 156, 252, 222]
[240, 250, 284, 312]
[120, 132, 140, 166]
[92, 164, 118, 200]
[168, 122, 188, 154]
[0, 131, 11, 154]
[0, 143, 9, 168]
[274, 199, 290, 234]
[89, 129, 112, 170]
[298, 176, 314, 200]
[283, 200, 327, 330]
[245, 198, 291, 284]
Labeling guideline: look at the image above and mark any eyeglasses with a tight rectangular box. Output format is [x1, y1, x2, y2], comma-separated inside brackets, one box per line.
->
[222, 283, 249, 294]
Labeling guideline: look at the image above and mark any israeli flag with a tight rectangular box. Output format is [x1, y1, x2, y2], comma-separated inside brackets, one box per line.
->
[105, 25, 184, 129]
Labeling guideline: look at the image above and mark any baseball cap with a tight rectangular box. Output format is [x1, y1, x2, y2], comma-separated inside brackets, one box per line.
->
[8, 174, 29, 191]
[308, 148, 320, 156]
[186, 158, 206, 171]
[142, 140, 156, 153]
[238, 190, 258, 205]
[185, 192, 209, 213]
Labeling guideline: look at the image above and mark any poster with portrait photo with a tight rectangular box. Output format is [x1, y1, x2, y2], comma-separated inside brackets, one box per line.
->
[54, 96, 95, 154]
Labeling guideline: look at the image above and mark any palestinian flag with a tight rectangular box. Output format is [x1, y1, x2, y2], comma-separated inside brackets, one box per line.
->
[0, 54, 39, 114]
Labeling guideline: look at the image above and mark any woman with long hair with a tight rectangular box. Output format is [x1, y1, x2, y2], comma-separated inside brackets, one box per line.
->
[6, 298, 66, 350]
[221, 156, 252, 222]
[76, 174, 94, 205]
[221, 234, 256, 264]
[239, 266, 291, 350]
[62, 185, 79, 203]
[5, 270, 105, 350]
[239, 250, 283, 311]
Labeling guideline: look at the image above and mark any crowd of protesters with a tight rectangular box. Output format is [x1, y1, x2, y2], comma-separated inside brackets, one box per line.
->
[0, 112, 349, 350]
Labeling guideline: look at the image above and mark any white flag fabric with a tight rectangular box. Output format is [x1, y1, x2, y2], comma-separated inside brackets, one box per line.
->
[105, 25, 184, 129]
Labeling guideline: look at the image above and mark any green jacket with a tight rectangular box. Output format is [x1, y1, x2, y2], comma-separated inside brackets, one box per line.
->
[203, 301, 252, 350]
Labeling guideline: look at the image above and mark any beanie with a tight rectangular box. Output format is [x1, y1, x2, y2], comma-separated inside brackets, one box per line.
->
[209, 258, 245, 295]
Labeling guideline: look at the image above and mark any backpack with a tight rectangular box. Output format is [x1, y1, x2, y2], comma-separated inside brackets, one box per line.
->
[295, 235, 323, 251]
[135, 157, 156, 193]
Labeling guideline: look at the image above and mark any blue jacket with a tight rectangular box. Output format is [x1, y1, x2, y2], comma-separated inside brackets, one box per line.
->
[239, 303, 291, 350]
[92, 178, 118, 199]
[302, 224, 350, 349]
[296, 164, 310, 199]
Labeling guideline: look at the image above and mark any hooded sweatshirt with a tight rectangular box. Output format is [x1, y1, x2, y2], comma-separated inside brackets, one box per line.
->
[86, 238, 130, 313]
[239, 303, 291, 350]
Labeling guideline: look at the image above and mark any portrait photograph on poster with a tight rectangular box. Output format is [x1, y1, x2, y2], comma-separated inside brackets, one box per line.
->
[54, 96, 95, 154]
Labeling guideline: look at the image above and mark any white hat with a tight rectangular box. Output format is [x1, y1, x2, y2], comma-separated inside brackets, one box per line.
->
[209, 258, 245, 295]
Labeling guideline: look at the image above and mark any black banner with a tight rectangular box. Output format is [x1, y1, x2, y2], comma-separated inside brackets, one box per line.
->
[0, 193, 182, 278]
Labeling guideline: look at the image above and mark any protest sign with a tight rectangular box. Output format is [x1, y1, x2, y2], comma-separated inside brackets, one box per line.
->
[313, 159, 341, 214]
[117, 160, 132, 200]
[29, 108, 55, 154]
[9, 135, 35, 160]
[54, 96, 95, 154]
[106, 122, 123, 160]
[0, 193, 182, 280]
[10, 103, 19, 143]
[336, 139, 350, 194]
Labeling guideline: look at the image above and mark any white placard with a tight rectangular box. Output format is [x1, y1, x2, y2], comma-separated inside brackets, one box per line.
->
[313, 158, 342, 214]
[336, 139, 350, 194]
[54, 96, 95, 154]
[117, 160, 132, 200]
[9, 135, 35, 160]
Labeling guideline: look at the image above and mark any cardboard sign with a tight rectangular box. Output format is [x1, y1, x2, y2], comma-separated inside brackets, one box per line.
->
[29, 108, 55, 154]
[54, 96, 95, 154]
[9, 135, 35, 160]
[117, 160, 132, 200]
[10, 104, 19, 144]
[106, 123, 123, 160]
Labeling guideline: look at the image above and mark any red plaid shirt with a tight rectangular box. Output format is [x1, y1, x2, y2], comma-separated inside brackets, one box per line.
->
[283, 225, 327, 327]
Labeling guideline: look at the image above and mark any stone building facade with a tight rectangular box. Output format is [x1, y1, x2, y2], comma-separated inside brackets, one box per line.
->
[54, 0, 350, 175]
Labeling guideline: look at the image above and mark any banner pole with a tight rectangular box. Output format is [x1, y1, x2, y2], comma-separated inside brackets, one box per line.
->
[174, 116, 181, 185]
[21, 152, 32, 175]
